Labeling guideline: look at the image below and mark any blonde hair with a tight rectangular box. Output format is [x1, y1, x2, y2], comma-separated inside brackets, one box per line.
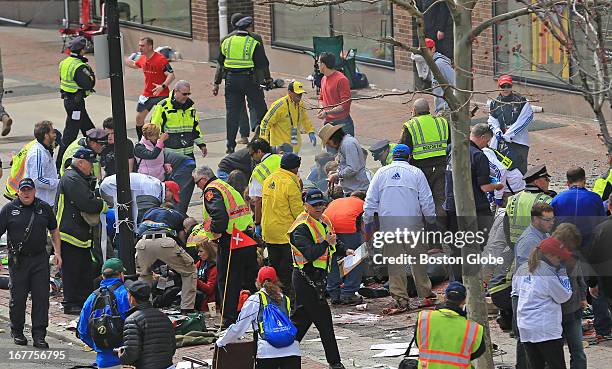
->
[255, 280, 283, 305]
[527, 247, 543, 273]
[196, 240, 217, 262]
[142, 123, 160, 140]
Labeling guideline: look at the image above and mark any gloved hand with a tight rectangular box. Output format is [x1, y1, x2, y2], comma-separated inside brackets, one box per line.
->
[255, 224, 262, 237]
[309, 132, 317, 146]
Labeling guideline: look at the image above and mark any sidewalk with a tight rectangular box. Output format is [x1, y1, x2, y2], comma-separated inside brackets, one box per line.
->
[1, 25, 611, 368]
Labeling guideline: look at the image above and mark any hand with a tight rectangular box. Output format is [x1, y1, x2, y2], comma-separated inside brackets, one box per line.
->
[580, 300, 589, 309]
[317, 109, 328, 120]
[346, 249, 355, 256]
[160, 132, 169, 141]
[200, 146, 208, 158]
[437, 31, 445, 40]
[164, 163, 173, 174]
[328, 172, 339, 184]
[309, 132, 317, 146]
[589, 286, 600, 298]
[255, 224, 262, 237]
[152, 83, 164, 96]
[494, 183, 504, 191]
[54, 254, 62, 269]
[325, 232, 336, 245]
[212, 84, 220, 96]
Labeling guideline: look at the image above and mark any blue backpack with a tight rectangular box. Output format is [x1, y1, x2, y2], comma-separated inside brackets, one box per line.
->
[256, 291, 297, 348]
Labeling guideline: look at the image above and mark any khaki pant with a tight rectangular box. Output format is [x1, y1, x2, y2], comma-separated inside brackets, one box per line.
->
[135, 236, 196, 310]
[383, 240, 433, 301]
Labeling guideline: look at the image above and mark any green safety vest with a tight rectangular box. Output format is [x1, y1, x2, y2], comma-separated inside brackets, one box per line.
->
[221, 34, 258, 69]
[59, 56, 87, 93]
[288, 212, 336, 271]
[506, 191, 552, 244]
[4, 140, 36, 200]
[202, 179, 253, 234]
[150, 95, 206, 156]
[404, 115, 449, 160]
[60, 139, 101, 177]
[416, 309, 484, 369]
[186, 223, 214, 248]
[250, 154, 281, 185]
[593, 169, 612, 200]
[384, 143, 397, 166]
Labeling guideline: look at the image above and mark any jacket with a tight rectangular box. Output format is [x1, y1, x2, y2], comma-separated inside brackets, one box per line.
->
[134, 137, 166, 180]
[77, 278, 131, 368]
[550, 186, 606, 247]
[99, 173, 164, 225]
[364, 160, 436, 232]
[150, 92, 206, 156]
[55, 165, 105, 248]
[260, 95, 315, 153]
[337, 135, 369, 193]
[214, 30, 270, 85]
[482, 147, 525, 199]
[513, 260, 572, 343]
[24, 141, 59, 206]
[195, 259, 217, 311]
[584, 216, 612, 299]
[323, 196, 364, 234]
[261, 168, 303, 244]
[431, 52, 455, 113]
[488, 92, 534, 147]
[218, 148, 254, 178]
[120, 301, 176, 369]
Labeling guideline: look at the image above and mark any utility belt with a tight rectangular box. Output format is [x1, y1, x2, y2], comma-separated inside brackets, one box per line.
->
[297, 265, 328, 301]
[225, 68, 254, 75]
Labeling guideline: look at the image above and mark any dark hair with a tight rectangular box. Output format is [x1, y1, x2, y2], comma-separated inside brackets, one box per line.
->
[140, 37, 153, 47]
[319, 52, 336, 69]
[248, 138, 271, 154]
[552, 223, 582, 250]
[34, 120, 54, 142]
[227, 169, 248, 196]
[102, 117, 114, 130]
[531, 202, 554, 217]
[330, 186, 344, 199]
[350, 191, 366, 200]
[329, 128, 346, 146]
[566, 167, 586, 183]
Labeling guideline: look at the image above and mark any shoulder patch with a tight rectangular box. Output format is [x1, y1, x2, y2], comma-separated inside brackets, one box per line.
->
[268, 181, 276, 189]
[205, 191, 214, 201]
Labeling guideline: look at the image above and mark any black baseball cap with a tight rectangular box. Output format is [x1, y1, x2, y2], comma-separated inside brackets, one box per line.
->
[125, 280, 151, 301]
[18, 178, 35, 190]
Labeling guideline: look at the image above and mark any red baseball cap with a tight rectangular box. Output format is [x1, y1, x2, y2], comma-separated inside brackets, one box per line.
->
[538, 237, 573, 261]
[498, 74, 513, 87]
[163, 181, 180, 203]
[425, 38, 436, 49]
[257, 266, 278, 284]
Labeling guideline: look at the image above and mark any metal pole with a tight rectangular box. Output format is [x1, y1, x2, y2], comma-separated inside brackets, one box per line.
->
[218, 0, 228, 39]
[105, 0, 135, 274]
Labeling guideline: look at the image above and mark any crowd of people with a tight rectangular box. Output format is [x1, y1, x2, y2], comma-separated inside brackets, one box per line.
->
[0, 11, 611, 369]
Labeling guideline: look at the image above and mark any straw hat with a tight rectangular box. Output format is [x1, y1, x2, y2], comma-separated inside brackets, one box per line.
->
[317, 123, 343, 147]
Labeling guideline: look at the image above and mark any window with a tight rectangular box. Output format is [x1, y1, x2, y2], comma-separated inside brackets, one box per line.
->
[94, 0, 191, 36]
[272, 1, 394, 64]
[495, 1, 569, 84]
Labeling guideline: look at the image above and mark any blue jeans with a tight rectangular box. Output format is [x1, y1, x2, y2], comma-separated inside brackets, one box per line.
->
[593, 287, 612, 336]
[326, 115, 355, 137]
[168, 160, 196, 215]
[562, 310, 587, 369]
[216, 169, 230, 182]
[326, 232, 363, 299]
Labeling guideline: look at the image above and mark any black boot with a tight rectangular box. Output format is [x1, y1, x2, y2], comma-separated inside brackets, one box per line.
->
[12, 333, 28, 346]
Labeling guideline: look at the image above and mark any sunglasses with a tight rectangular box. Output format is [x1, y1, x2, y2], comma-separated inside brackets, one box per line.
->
[500, 84, 513, 89]
[178, 91, 192, 96]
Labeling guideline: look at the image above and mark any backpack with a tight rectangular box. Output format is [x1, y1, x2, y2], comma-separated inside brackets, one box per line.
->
[256, 291, 297, 348]
[88, 283, 124, 349]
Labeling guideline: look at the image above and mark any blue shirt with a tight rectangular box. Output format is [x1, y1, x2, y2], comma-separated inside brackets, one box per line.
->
[137, 207, 186, 236]
[515, 224, 549, 268]
[444, 141, 491, 212]
[77, 278, 131, 368]
[550, 187, 606, 247]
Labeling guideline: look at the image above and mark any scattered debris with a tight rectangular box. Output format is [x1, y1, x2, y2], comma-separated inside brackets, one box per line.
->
[333, 312, 381, 325]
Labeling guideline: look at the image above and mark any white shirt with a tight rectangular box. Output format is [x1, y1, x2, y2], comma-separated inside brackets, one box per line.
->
[216, 291, 300, 359]
[100, 173, 163, 225]
[363, 160, 436, 231]
[24, 142, 59, 206]
[249, 153, 273, 198]
[514, 261, 572, 343]
[482, 148, 525, 199]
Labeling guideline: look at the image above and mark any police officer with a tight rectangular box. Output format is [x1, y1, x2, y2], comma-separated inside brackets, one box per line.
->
[400, 98, 449, 218]
[368, 139, 396, 167]
[593, 151, 612, 201]
[415, 282, 485, 368]
[193, 165, 254, 327]
[0, 178, 62, 348]
[56, 148, 107, 315]
[57, 36, 96, 171]
[289, 188, 351, 369]
[135, 205, 196, 313]
[214, 16, 271, 154]
[60, 128, 108, 177]
[150, 80, 207, 159]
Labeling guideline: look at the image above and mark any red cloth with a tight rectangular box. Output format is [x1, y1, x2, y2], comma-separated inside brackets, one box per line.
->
[135, 52, 170, 97]
[230, 227, 257, 250]
[318, 70, 351, 121]
[195, 259, 217, 311]
[324, 196, 364, 234]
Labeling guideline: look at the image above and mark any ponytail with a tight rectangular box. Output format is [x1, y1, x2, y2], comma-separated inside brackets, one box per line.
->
[528, 247, 542, 273]
[256, 280, 284, 305]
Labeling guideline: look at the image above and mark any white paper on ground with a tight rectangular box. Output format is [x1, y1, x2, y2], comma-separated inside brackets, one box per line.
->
[305, 336, 348, 342]
[371, 347, 419, 358]
[370, 342, 410, 350]
[175, 362, 202, 368]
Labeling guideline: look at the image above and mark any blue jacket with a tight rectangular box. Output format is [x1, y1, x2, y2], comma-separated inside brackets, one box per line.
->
[550, 187, 606, 248]
[77, 278, 131, 368]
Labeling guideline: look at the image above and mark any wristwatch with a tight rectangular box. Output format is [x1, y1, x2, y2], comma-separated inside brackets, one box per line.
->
[162, 83, 167, 89]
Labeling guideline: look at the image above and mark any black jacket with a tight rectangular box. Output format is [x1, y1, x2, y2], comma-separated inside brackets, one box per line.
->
[120, 302, 175, 369]
[583, 216, 612, 299]
[203, 177, 230, 234]
[217, 148, 254, 178]
[289, 222, 347, 279]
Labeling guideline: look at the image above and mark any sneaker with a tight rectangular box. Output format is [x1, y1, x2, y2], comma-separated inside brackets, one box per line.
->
[12, 333, 27, 346]
[1, 114, 12, 136]
[330, 296, 342, 305]
[358, 286, 390, 298]
[236, 137, 249, 144]
[340, 295, 363, 305]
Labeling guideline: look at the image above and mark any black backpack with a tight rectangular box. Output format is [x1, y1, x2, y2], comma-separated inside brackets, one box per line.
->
[88, 283, 124, 349]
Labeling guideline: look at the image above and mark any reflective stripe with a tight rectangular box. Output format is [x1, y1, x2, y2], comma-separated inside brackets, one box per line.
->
[207, 182, 251, 220]
[418, 310, 431, 349]
[419, 350, 471, 367]
[404, 115, 448, 160]
[222, 35, 258, 69]
[60, 232, 92, 248]
[288, 212, 335, 270]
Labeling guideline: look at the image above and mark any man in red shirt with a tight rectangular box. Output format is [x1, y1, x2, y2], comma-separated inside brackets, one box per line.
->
[125, 37, 175, 140]
[317, 52, 354, 137]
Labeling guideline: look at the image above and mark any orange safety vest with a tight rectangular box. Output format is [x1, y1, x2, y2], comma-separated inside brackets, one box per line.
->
[288, 212, 336, 271]
[202, 179, 253, 234]
[323, 196, 365, 234]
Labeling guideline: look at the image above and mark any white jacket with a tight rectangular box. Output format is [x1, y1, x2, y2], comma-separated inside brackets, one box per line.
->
[514, 261, 572, 343]
[100, 173, 163, 227]
[482, 148, 525, 200]
[363, 160, 436, 231]
[488, 101, 534, 147]
[24, 141, 59, 206]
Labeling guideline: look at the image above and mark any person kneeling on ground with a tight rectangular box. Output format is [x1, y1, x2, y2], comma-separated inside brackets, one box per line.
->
[195, 240, 218, 312]
[119, 280, 176, 369]
[216, 266, 301, 369]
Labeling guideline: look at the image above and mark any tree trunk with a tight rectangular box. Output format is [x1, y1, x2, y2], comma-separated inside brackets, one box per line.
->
[452, 5, 495, 369]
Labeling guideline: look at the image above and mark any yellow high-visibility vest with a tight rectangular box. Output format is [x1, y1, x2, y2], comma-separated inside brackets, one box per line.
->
[250, 154, 281, 185]
[221, 34, 258, 69]
[59, 56, 87, 93]
[4, 140, 36, 200]
[404, 115, 448, 160]
[202, 179, 253, 234]
[287, 212, 336, 271]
